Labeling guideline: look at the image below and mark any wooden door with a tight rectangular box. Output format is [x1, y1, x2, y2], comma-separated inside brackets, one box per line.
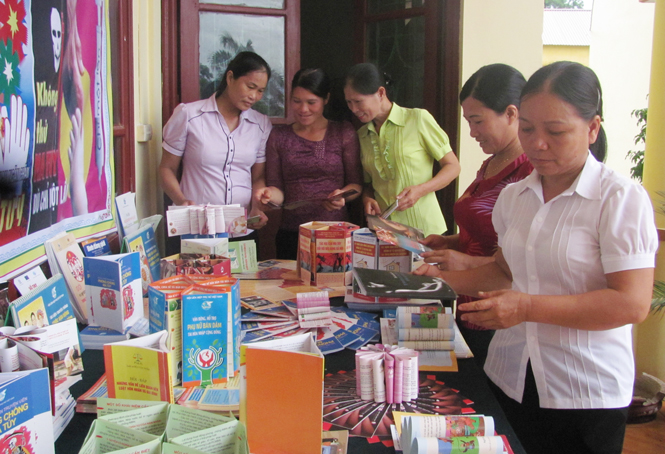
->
[353, 0, 461, 233]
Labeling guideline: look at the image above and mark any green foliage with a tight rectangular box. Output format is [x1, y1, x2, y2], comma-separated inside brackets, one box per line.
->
[199, 33, 285, 116]
[651, 193, 665, 315]
[544, 0, 584, 8]
[652, 280, 665, 315]
[626, 107, 648, 182]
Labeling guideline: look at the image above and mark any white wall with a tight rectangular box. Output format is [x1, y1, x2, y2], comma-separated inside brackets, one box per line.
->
[589, 0, 655, 178]
[459, 0, 544, 202]
[132, 2, 163, 244]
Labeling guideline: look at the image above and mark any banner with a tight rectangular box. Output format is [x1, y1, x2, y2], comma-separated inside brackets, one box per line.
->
[0, 0, 115, 281]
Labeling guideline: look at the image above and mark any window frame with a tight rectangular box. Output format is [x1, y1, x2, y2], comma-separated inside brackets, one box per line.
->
[111, 0, 136, 195]
[177, 0, 300, 124]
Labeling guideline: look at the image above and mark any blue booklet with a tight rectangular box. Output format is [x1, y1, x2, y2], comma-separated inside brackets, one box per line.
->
[122, 225, 161, 296]
[8, 274, 77, 328]
[84, 252, 144, 333]
[181, 284, 237, 387]
[0, 368, 54, 451]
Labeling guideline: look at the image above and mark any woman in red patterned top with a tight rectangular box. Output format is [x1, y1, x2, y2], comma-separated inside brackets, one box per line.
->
[420, 64, 533, 366]
[255, 69, 363, 259]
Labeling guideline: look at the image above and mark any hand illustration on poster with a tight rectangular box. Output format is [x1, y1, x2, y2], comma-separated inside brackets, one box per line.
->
[0, 0, 115, 280]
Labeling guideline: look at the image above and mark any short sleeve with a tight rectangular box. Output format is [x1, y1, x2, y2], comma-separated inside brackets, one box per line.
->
[417, 109, 452, 162]
[162, 103, 189, 157]
[599, 183, 658, 273]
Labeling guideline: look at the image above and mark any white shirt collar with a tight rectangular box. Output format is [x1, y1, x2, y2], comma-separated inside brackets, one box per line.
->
[520, 151, 602, 203]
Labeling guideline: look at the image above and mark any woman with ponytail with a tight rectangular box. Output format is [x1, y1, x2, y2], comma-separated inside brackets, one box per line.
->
[344, 63, 460, 236]
[414, 61, 657, 453]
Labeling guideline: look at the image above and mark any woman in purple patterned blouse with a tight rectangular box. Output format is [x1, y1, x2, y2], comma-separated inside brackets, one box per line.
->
[255, 69, 363, 259]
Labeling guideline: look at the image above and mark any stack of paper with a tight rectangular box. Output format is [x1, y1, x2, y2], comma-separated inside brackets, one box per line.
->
[296, 291, 332, 328]
[240, 296, 380, 354]
[166, 204, 247, 237]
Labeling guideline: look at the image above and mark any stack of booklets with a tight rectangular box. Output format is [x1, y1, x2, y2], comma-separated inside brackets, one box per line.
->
[2, 274, 85, 418]
[380, 306, 463, 371]
[348, 267, 456, 312]
[166, 204, 247, 237]
[176, 375, 241, 414]
[79, 397, 248, 453]
[0, 368, 55, 453]
[397, 413, 514, 454]
[75, 374, 108, 413]
[79, 325, 131, 350]
[240, 295, 380, 354]
[382, 307, 473, 361]
[355, 345, 419, 404]
[296, 291, 332, 328]
[396, 307, 455, 350]
[44, 232, 89, 323]
[53, 385, 76, 440]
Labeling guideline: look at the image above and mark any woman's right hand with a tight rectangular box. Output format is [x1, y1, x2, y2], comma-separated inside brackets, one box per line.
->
[412, 263, 443, 278]
[254, 187, 273, 208]
[363, 196, 381, 216]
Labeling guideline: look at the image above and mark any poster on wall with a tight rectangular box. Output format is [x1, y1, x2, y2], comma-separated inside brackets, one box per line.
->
[0, 0, 115, 281]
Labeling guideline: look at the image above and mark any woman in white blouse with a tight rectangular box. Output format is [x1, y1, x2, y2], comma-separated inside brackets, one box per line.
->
[415, 62, 658, 454]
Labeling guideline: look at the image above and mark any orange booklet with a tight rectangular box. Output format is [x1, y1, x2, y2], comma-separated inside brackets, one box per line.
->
[241, 332, 324, 454]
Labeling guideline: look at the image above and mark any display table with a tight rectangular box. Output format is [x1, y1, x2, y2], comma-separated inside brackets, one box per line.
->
[55, 267, 526, 453]
[56, 345, 525, 453]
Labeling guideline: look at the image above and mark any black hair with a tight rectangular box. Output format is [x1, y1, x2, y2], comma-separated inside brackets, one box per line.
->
[291, 68, 331, 100]
[460, 64, 526, 114]
[520, 61, 606, 162]
[345, 63, 394, 99]
[215, 51, 271, 97]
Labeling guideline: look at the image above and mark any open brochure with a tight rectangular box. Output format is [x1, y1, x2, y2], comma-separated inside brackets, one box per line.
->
[77, 398, 248, 454]
[399, 413, 512, 454]
[103, 331, 174, 403]
[166, 204, 247, 237]
[241, 332, 324, 454]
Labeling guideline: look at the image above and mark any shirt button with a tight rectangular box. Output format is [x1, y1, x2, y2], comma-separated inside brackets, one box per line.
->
[527, 245, 533, 251]
[537, 217, 543, 223]
[530, 275, 536, 281]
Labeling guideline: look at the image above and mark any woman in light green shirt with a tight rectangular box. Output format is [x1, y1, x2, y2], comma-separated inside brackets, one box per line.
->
[344, 63, 460, 236]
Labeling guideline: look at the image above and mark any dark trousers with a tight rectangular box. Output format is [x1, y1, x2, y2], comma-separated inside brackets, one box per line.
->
[488, 363, 628, 454]
[275, 228, 299, 260]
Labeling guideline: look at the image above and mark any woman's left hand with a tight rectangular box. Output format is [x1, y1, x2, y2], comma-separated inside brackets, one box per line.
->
[457, 289, 532, 330]
[396, 185, 426, 210]
[322, 189, 346, 212]
[248, 208, 269, 230]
